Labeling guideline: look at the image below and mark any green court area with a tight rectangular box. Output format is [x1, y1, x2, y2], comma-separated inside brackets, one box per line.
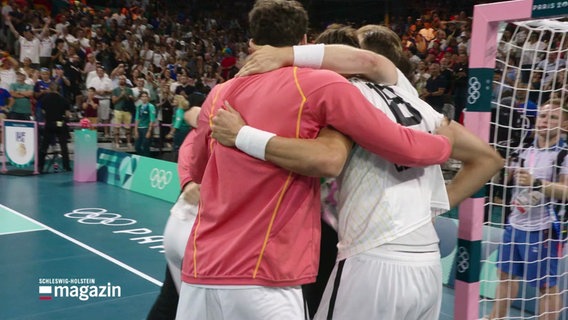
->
[0, 173, 173, 319]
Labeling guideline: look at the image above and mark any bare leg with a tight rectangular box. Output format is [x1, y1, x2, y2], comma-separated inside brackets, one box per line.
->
[489, 270, 519, 319]
[539, 285, 562, 320]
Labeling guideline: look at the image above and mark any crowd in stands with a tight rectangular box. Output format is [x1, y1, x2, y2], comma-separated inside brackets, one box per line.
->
[493, 22, 568, 138]
[0, 0, 481, 158]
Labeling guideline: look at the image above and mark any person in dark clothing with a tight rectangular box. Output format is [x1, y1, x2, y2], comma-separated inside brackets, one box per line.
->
[38, 83, 71, 173]
[420, 61, 448, 112]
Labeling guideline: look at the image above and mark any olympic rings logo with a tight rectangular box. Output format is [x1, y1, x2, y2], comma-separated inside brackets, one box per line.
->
[64, 208, 137, 226]
[457, 246, 470, 273]
[150, 168, 172, 190]
[467, 77, 481, 105]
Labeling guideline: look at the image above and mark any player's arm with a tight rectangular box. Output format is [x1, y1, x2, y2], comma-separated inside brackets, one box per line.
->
[444, 121, 504, 208]
[236, 42, 397, 85]
[211, 103, 352, 177]
[177, 129, 201, 204]
[5, 15, 20, 38]
[264, 128, 352, 177]
[214, 95, 453, 170]
[187, 95, 217, 184]
[184, 107, 201, 128]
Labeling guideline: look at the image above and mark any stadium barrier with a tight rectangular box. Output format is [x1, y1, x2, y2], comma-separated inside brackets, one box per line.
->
[96, 148, 180, 203]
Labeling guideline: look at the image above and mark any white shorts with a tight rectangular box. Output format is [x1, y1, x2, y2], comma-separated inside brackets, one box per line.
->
[163, 196, 197, 292]
[98, 99, 111, 121]
[176, 283, 306, 320]
[314, 247, 442, 320]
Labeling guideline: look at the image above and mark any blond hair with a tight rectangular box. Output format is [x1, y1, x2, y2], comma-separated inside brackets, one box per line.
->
[174, 95, 190, 110]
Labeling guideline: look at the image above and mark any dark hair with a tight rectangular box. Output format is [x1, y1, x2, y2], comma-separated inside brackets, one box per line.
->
[357, 25, 413, 80]
[248, 0, 308, 47]
[314, 24, 360, 48]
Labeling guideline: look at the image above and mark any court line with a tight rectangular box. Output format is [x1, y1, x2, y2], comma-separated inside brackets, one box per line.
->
[0, 228, 46, 236]
[0, 204, 163, 287]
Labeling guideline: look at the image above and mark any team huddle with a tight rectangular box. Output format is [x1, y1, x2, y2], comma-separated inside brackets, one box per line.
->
[148, 1, 505, 320]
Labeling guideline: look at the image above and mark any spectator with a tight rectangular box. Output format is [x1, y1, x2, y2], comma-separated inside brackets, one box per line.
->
[133, 91, 156, 157]
[165, 94, 191, 157]
[8, 71, 32, 120]
[519, 31, 546, 83]
[5, 15, 51, 67]
[420, 61, 448, 112]
[418, 18, 436, 43]
[486, 99, 567, 320]
[111, 75, 134, 148]
[82, 87, 99, 127]
[87, 65, 113, 138]
[538, 51, 566, 86]
[37, 83, 71, 173]
[0, 55, 18, 90]
[219, 47, 237, 80]
[0, 84, 14, 120]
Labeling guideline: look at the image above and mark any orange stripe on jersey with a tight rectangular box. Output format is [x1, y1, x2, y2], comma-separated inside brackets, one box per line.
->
[252, 67, 306, 278]
[253, 172, 294, 278]
[293, 67, 307, 138]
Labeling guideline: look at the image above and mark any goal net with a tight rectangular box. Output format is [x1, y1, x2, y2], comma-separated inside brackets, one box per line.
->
[476, 13, 568, 320]
[454, 1, 568, 319]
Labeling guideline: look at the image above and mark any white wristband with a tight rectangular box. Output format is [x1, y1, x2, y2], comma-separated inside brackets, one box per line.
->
[235, 125, 276, 161]
[293, 44, 325, 69]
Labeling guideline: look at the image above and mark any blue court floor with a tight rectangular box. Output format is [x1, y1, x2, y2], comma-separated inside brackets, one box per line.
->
[0, 172, 172, 320]
[0, 171, 529, 320]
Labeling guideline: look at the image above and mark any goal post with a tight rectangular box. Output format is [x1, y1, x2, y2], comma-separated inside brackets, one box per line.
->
[458, 1, 568, 319]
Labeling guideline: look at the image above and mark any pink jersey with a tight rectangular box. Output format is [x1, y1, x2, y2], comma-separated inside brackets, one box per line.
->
[183, 67, 451, 287]
[178, 130, 195, 188]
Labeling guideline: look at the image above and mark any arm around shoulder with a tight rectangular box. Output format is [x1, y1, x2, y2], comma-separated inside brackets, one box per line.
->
[321, 45, 397, 85]
[264, 127, 353, 177]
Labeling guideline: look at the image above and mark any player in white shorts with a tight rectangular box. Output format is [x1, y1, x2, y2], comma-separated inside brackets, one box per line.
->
[210, 25, 503, 319]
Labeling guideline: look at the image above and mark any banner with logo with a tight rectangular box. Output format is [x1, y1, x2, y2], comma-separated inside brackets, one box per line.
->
[97, 149, 180, 203]
[2, 120, 38, 172]
[129, 157, 179, 203]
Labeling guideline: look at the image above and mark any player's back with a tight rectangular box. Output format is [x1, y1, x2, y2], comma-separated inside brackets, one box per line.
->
[336, 70, 449, 260]
[184, 66, 353, 287]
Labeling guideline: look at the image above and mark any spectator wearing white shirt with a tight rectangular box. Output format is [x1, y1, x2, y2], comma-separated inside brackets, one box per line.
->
[132, 76, 150, 107]
[39, 31, 55, 69]
[55, 15, 70, 34]
[520, 32, 546, 83]
[537, 51, 566, 85]
[0, 55, 18, 91]
[87, 65, 113, 137]
[5, 15, 51, 67]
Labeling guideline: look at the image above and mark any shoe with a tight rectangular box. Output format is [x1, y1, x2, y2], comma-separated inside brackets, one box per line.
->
[114, 143, 120, 149]
[127, 143, 133, 149]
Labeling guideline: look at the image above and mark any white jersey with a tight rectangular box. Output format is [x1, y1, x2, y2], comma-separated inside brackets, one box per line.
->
[509, 143, 568, 231]
[18, 36, 40, 64]
[336, 69, 449, 260]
